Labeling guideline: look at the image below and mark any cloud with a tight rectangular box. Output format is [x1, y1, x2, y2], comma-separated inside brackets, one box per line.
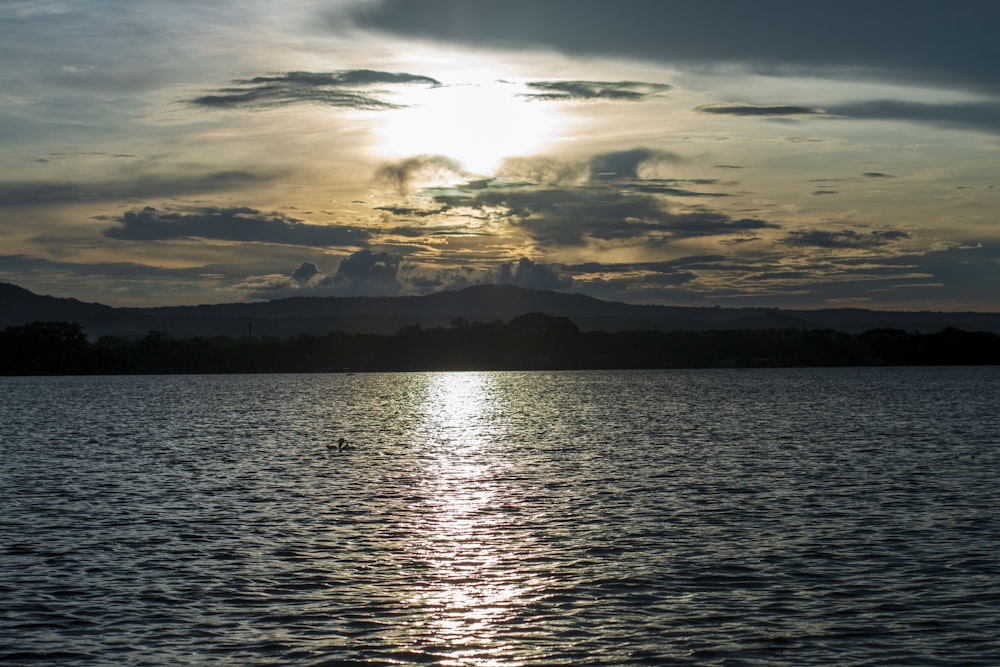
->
[631, 179, 731, 198]
[829, 100, 1000, 134]
[0, 253, 210, 281]
[256, 244, 1000, 309]
[497, 257, 571, 290]
[384, 222, 491, 240]
[0, 171, 272, 207]
[521, 80, 671, 101]
[435, 186, 776, 246]
[375, 204, 451, 218]
[497, 157, 588, 185]
[498, 148, 687, 185]
[561, 257, 716, 302]
[291, 261, 322, 284]
[190, 69, 441, 110]
[861, 172, 895, 179]
[397, 256, 571, 293]
[566, 257, 706, 285]
[696, 103, 824, 116]
[46, 151, 138, 158]
[398, 148, 765, 247]
[237, 250, 404, 299]
[238, 253, 574, 299]
[588, 148, 685, 179]
[374, 155, 467, 192]
[345, 1, 1000, 94]
[103, 206, 370, 247]
[331, 250, 402, 286]
[781, 229, 912, 249]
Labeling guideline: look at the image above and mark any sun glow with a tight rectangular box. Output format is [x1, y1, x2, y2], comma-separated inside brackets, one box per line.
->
[373, 80, 558, 176]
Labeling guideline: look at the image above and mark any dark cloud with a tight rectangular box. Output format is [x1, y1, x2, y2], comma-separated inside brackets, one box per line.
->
[566, 256, 720, 286]
[588, 148, 685, 179]
[395, 263, 480, 292]
[782, 229, 911, 249]
[631, 179, 730, 198]
[44, 152, 139, 159]
[0, 253, 210, 280]
[246, 249, 402, 297]
[412, 147, 764, 246]
[561, 257, 717, 302]
[103, 206, 370, 247]
[329, 249, 401, 284]
[375, 204, 451, 217]
[742, 270, 813, 282]
[374, 155, 466, 192]
[498, 149, 687, 185]
[812, 190, 839, 196]
[434, 186, 777, 246]
[521, 80, 670, 101]
[345, 1, 1000, 94]
[697, 103, 824, 117]
[291, 261, 321, 284]
[657, 211, 777, 238]
[386, 224, 489, 238]
[190, 69, 440, 110]
[222, 241, 1000, 308]
[714, 244, 1000, 308]
[0, 171, 271, 207]
[497, 257, 571, 290]
[829, 100, 1000, 134]
[861, 172, 896, 179]
[243, 250, 406, 299]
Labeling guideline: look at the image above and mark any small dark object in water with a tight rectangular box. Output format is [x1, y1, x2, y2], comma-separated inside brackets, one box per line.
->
[327, 437, 353, 452]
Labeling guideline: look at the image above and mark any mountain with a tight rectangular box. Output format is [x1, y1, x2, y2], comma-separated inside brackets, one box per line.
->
[0, 282, 157, 337]
[2, 281, 1000, 339]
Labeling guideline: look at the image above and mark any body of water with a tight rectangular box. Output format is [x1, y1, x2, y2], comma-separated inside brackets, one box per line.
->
[2, 368, 999, 665]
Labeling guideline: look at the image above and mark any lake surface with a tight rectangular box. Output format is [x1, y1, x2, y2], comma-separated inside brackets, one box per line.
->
[2, 368, 999, 665]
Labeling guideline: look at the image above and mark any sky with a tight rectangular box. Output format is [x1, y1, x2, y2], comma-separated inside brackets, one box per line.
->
[1, 0, 998, 310]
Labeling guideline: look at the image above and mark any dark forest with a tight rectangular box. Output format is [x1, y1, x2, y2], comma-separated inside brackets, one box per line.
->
[2, 313, 999, 375]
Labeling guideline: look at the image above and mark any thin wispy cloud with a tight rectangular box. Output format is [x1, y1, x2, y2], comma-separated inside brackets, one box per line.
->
[696, 103, 825, 117]
[191, 69, 441, 110]
[521, 80, 670, 101]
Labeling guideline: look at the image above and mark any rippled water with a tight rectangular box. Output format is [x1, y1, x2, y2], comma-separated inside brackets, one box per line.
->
[2, 368, 999, 665]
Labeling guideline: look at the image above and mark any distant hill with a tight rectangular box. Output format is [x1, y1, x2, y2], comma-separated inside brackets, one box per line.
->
[2, 281, 1000, 339]
[0, 282, 156, 337]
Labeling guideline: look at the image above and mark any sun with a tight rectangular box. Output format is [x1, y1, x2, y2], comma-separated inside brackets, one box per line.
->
[373, 79, 557, 176]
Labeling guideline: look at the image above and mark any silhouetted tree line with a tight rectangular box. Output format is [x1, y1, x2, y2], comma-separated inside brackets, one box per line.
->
[2, 315, 999, 375]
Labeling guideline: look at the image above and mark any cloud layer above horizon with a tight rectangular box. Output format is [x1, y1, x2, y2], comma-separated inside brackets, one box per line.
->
[1, 0, 998, 310]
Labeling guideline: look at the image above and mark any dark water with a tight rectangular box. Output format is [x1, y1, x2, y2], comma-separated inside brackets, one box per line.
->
[2, 368, 999, 665]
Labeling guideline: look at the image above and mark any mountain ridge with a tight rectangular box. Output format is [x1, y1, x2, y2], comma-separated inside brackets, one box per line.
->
[3, 281, 1000, 339]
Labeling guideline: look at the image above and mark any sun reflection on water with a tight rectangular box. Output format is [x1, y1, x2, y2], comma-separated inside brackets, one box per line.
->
[402, 372, 539, 665]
